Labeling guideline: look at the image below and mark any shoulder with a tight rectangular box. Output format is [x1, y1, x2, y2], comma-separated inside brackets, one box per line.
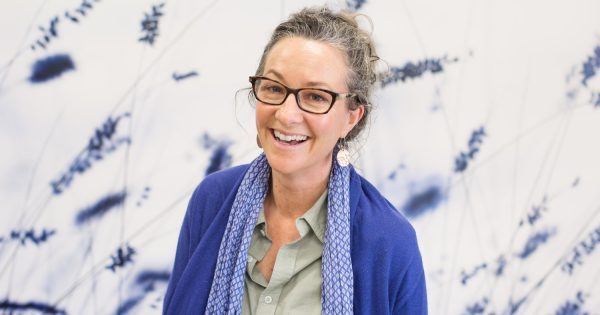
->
[349, 168, 423, 282]
[185, 164, 250, 229]
[196, 164, 249, 193]
[349, 169, 427, 312]
[349, 169, 418, 251]
[189, 164, 249, 203]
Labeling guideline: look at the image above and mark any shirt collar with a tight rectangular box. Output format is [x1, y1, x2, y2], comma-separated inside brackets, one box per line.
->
[300, 189, 327, 243]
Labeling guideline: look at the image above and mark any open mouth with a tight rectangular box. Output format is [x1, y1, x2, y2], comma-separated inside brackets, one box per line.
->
[271, 129, 309, 145]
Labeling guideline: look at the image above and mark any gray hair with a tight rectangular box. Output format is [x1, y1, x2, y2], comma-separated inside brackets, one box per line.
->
[254, 6, 378, 142]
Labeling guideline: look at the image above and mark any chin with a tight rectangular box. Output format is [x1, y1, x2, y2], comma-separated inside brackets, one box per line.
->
[265, 151, 334, 180]
[264, 154, 304, 176]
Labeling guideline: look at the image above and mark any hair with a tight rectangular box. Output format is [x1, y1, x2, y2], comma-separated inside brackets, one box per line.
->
[253, 6, 379, 143]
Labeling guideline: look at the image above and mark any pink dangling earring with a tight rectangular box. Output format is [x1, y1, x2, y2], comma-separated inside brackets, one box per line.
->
[336, 138, 350, 167]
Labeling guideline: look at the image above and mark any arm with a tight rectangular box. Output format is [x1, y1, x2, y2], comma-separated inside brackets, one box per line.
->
[161, 165, 246, 314]
[162, 179, 212, 313]
[162, 207, 192, 314]
[392, 253, 428, 315]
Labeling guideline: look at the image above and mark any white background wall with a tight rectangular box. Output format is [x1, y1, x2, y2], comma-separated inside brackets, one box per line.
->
[1, 0, 599, 314]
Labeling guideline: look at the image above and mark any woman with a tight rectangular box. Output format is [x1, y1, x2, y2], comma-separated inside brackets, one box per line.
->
[163, 7, 427, 315]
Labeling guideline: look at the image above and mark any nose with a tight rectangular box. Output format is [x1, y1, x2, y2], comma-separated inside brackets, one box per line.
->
[275, 92, 304, 125]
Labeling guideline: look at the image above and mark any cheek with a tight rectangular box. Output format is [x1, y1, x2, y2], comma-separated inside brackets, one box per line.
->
[255, 105, 269, 127]
[324, 110, 350, 138]
[309, 117, 344, 145]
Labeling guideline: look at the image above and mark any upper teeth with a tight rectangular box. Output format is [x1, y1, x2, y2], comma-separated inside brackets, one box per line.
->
[274, 130, 307, 142]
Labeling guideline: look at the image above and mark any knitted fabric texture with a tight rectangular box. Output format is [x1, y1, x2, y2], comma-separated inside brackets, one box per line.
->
[204, 153, 354, 314]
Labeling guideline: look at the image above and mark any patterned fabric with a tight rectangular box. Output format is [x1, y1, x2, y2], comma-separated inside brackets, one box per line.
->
[205, 153, 354, 314]
[322, 157, 353, 314]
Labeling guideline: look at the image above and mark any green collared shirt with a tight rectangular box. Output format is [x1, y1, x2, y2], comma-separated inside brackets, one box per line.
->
[242, 190, 328, 315]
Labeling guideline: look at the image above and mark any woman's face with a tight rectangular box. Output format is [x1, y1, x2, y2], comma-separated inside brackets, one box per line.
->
[255, 37, 364, 180]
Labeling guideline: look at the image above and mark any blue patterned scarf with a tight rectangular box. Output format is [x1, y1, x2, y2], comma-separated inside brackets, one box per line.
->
[205, 153, 354, 314]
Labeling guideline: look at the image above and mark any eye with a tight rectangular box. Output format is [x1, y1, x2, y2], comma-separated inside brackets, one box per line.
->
[269, 85, 284, 93]
[261, 83, 284, 94]
[307, 92, 327, 103]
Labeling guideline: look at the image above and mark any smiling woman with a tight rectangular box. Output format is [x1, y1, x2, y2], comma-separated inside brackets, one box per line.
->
[163, 7, 427, 315]
[254, 36, 364, 182]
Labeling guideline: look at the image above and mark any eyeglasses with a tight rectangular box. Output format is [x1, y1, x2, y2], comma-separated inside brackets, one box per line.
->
[249, 76, 357, 114]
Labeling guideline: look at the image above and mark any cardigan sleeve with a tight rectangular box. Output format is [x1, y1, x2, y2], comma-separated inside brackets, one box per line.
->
[392, 252, 428, 314]
[162, 200, 192, 313]
[163, 165, 247, 314]
[349, 169, 429, 314]
[161, 164, 252, 314]
[162, 174, 223, 313]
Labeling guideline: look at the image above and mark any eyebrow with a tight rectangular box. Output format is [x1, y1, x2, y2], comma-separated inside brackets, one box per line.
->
[264, 69, 333, 89]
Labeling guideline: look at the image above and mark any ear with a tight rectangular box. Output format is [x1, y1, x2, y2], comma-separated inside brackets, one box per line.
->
[342, 105, 365, 138]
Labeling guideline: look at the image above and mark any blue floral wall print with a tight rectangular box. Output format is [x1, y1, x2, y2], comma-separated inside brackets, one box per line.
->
[29, 54, 75, 83]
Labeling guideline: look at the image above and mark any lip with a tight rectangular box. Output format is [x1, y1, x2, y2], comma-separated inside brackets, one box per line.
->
[269, 128, 310, 148]
[272, 128, 309, 137]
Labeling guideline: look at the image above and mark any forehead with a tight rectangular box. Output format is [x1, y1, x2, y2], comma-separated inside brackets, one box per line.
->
[263, 37, 349, 89]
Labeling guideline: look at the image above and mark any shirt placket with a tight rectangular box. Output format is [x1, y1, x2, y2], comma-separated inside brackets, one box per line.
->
[254, 231, 301, 314]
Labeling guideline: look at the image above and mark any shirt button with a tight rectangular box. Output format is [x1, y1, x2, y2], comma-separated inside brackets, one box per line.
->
[264, 296, 273, 304]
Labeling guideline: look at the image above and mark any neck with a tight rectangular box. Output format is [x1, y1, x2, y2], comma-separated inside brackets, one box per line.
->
[266, 163, 331, 220]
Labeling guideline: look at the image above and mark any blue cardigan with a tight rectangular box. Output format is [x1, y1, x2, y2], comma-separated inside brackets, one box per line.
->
[163, 164, 427, 314]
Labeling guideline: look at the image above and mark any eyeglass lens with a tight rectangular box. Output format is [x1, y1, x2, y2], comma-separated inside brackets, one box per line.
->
[254, 78, 333, 113]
